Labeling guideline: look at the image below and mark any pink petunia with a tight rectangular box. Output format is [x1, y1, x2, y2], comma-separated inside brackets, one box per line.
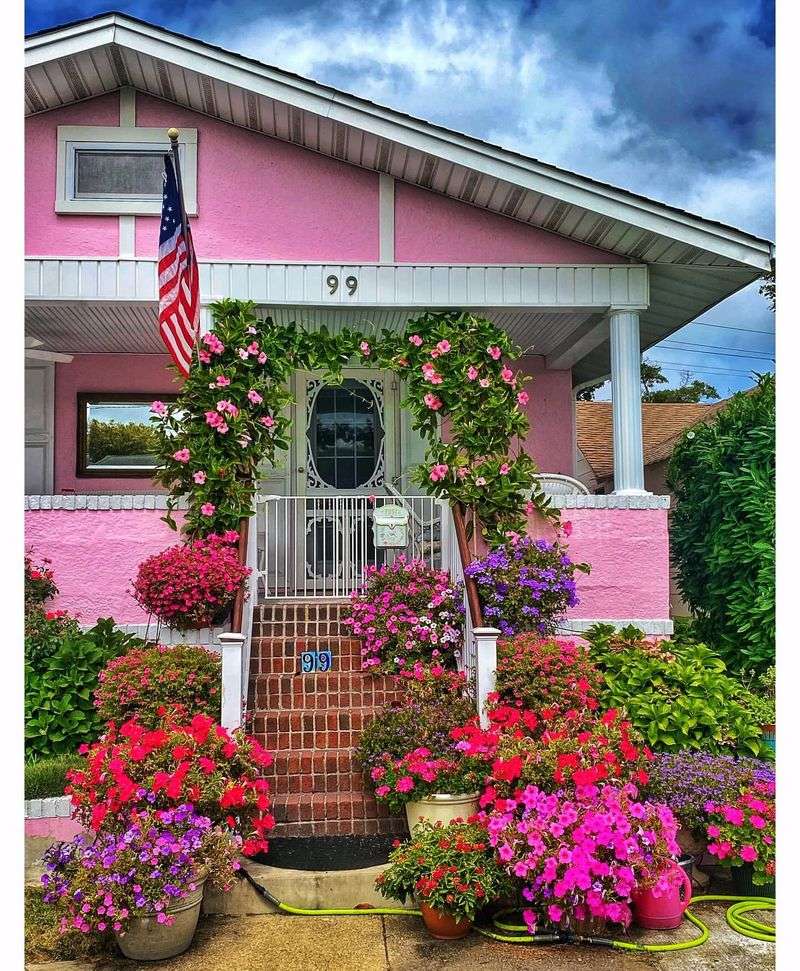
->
[193, 471, 207, 485]
[517, 389, 529, 406]
[151, 400, 167, 415]
[200, 502, 216, 516]
[247, 389, 263, 405]
[408, 334, 423, 347]
[172, 448, 190, 463]
[467, 365, 479, 380]
[487, 345, 502, 360]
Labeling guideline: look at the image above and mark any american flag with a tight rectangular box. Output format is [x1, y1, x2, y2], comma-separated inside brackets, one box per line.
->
[158, 153, 199, 376]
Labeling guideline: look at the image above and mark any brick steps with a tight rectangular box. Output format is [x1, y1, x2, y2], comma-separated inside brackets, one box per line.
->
[248, 601, 406, 837]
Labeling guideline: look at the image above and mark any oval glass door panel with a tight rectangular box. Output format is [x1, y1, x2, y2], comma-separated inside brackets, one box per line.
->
[308, 379, 384, 489]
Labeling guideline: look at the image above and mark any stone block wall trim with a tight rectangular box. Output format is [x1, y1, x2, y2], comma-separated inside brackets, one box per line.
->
[25, 494, 189, 511]
[559, 618, 674, 635]
[80, 622, 229, 647]
[547, 494, 670, 509]
[25, 795, 72, 819]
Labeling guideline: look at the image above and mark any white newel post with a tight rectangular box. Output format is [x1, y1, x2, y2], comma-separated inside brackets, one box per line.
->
[474, 627, 500, 728]
[609, 309, 648, 495]
[218, 632, 245, 729]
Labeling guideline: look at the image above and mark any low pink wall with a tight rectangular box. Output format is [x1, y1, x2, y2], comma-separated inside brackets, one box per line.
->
[528, 508, 671, 621]
[25, 816, 84, 840]
[394, 182, 626, 264]
[53, 353, 178, 494]
[25, 508, 184, 624]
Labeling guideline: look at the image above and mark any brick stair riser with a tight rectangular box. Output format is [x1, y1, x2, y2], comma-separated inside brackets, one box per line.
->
[250, 673, 403, 711]
[251, 708, 382, 752]
[249, 637, 369, 676]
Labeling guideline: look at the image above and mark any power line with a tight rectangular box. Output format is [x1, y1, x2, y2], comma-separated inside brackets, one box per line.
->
[649, 359, 768, 378]
[687, 321, 775, 335]
[656, 342, 775, 361]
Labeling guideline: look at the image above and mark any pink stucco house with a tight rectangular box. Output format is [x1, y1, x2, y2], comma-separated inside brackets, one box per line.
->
[24, 14, 773, 833]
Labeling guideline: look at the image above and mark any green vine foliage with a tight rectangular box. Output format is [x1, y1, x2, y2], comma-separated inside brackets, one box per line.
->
[153, 300, 550, 543]
[666, 373, 775, 673]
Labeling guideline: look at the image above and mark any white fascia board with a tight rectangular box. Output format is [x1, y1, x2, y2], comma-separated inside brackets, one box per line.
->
[26, 15, 772, 271]
[25, 20, 116, 64]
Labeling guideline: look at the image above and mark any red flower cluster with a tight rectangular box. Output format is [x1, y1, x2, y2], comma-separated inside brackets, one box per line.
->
[495, 635, 601, 713]
[66, 715, 274, 856]
[132, 533, 250, 632]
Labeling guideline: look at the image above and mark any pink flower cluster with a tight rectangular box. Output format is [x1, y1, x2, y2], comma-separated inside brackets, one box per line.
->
[343, 557, 464, 673]
[705, 780, 775, 883]
[485, 782, 679, 934]
[132, 534, 250, 633]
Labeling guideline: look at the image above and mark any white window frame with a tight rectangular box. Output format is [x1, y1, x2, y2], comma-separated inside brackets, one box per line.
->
[55, 126, 198, 215]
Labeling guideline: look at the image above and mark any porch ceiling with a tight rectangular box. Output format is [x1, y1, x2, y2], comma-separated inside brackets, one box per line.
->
[25, 302, 601, 361]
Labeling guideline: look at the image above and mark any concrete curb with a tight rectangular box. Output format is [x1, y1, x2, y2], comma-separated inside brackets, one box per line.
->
[24, 796, 72, 818]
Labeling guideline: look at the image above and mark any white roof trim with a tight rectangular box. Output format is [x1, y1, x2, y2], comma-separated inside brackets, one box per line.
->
[26, 13, 772, 272]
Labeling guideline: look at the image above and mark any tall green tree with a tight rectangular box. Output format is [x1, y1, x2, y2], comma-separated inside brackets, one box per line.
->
[666, 374, 775, 672]
[577, 361, 719, 403]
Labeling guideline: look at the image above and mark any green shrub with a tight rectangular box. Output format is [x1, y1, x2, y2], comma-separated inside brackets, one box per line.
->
[25, 606, 81, 668]
[86, 418, 158, 464]
[94, 643, 221, 727]
[24, 754, 84, 799]
[25, 620, 144, 760]
[586, 624, 766, 757]
[667, 374, 775, 672]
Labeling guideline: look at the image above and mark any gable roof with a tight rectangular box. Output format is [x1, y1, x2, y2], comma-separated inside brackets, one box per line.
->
[25, 13, 774, 385]
[576, 399, 729, 480]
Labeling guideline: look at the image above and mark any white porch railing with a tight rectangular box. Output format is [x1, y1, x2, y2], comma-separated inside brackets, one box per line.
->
[252, 494, 445, 600]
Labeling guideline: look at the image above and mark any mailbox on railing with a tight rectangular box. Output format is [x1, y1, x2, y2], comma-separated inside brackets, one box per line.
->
[372, 503, 409, 548]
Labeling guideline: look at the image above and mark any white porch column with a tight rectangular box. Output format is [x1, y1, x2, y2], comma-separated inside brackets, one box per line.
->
[474, 627, 500, 728]
[609, 309, 648, 495]
[218, 632, 245, 729]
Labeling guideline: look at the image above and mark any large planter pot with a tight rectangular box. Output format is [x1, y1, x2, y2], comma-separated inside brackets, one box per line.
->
[114, 879, 206, 961]
[418, 902, 472, 940]
[632, 862, 692, 930]
[731, 864, 775, 899]
[570, 914, 607, 937]
[761, 724, 776, 754]
[405, 792, 480, 832]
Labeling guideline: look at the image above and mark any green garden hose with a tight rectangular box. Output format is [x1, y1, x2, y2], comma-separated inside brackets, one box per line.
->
[237, 869, 774, 951]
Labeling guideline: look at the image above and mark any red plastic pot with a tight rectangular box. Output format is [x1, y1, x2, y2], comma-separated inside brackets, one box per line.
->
[632, 862, 692, 930]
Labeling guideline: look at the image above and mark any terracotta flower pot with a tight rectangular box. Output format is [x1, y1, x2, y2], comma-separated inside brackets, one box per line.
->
[632, 862, 692, 929]
[418, 902, 472, 939]
[404, 792, 480, 832]
[114, 878, 206, 961]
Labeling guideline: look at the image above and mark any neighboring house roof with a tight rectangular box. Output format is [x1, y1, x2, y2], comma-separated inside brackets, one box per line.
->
[24, 13, 773, 384]
[576, 400, 728, 481]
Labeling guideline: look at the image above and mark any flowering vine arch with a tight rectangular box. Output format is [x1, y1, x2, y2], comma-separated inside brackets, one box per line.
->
[153, 299, 552, 547]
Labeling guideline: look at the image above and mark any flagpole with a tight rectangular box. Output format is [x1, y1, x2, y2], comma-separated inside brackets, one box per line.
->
[167, 127, 200, 356]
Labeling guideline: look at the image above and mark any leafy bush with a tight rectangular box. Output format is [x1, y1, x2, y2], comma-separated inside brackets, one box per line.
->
[646, 751, 775, 833]
[356, 665, 475, 773]
[343, 558, 464, 673]
[25, 755, 84, 799]
[463, 534, 588, 637]
[586, 624, 765, 756]
[376, 820, 512, 920]
[95, 644, 221, 728]
[738, 664, 775, 726]
[25, 620, 143, 760]
[25, 553, 58, 607]
[25, 607, 81, 668]
[667, 374, 775, 672]
[495, 634, 601, 712]
[66, 715, 275, 857]
[132, 533, 249, 632]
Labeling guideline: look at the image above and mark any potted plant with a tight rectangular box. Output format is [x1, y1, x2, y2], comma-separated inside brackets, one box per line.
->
[132, 533, 250, 633]
[705, 779, 776, 897]
[376, 821, 511, 939]
[485, 781, 680, 937]
[41, 804, 240, 961]
[369, 747, 486, 831]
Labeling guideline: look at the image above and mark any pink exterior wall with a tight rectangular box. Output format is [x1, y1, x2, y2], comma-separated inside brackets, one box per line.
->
[527, 508, 671, 620]
[25, 508, 185, 624]
[133, 94, 379, 261]
[25, 816, 84, 840]
[53, 354, 178, 494]
[394, 182, 626, 264]
[517, 356, 574, 476]
[25, 92, 121, 257]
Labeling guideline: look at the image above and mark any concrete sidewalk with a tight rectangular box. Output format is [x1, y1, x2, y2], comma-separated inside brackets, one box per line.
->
[27, 904, 774, 971]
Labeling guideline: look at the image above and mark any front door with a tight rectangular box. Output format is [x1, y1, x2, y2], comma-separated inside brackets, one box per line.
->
[294, 371, 396, 591]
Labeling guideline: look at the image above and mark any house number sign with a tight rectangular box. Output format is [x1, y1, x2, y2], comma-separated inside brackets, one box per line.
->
[300, 648, 333, 673]
[326, 274, 358, 295]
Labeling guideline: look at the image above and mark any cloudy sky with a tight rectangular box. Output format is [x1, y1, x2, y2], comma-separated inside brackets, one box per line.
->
[27, 0, 775, 396]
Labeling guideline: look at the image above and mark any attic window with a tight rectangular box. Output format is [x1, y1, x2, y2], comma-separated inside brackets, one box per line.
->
[56, 126, 197, 215]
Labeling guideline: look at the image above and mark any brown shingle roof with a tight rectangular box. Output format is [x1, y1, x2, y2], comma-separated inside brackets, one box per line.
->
[576, 400, 728, 480]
